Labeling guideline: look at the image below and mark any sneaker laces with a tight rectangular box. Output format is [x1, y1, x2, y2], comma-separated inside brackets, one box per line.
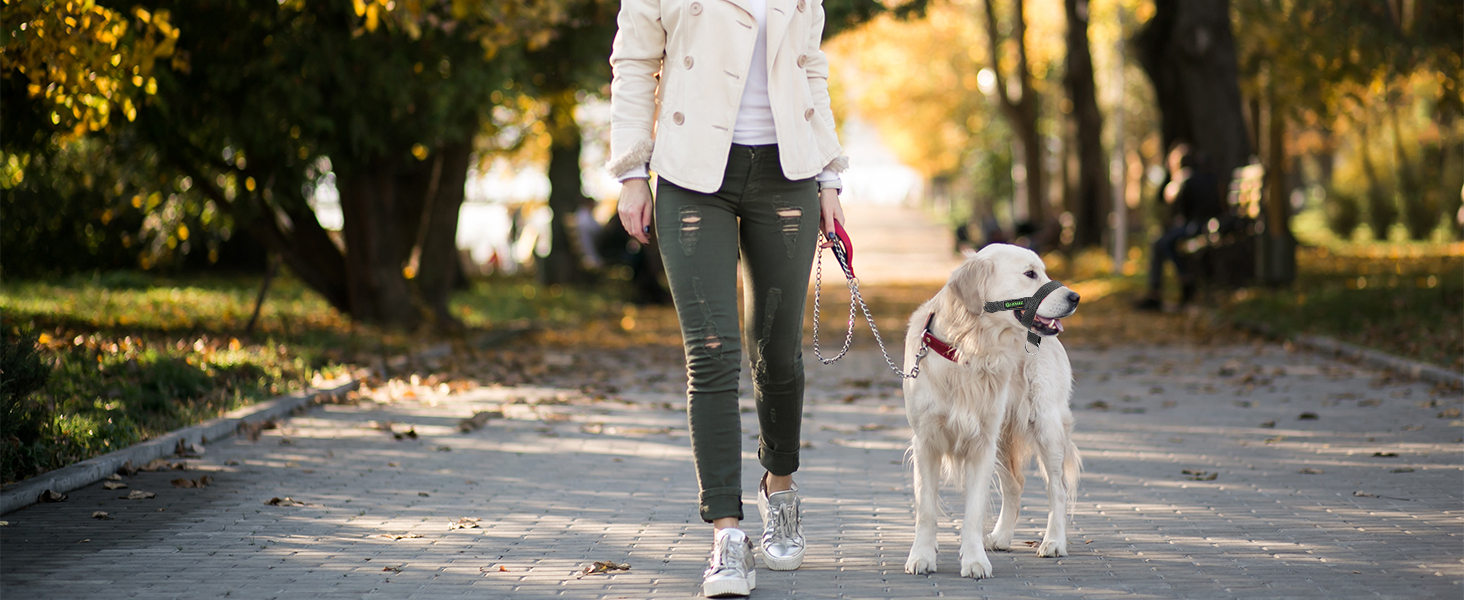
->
[763, 497, 800, 545]
[707, 531, 749, 576]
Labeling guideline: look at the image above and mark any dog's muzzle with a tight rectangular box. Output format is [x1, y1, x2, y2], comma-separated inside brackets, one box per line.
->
[983, 280, 1069, 352]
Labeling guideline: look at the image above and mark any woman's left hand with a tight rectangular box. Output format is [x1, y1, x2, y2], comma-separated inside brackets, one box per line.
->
[817, 188, 845, 248]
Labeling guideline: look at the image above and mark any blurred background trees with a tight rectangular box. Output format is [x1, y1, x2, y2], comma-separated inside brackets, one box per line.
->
[4, 0, 1460, 330]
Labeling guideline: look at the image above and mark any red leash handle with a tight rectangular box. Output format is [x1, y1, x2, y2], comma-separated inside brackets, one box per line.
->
[825, 220, 855, 280]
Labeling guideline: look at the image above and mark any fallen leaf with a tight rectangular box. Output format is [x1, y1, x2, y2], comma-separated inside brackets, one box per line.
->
[859, 423, 892, 431]
[102, 481, 128, 490]
[377, 533, 422, 540]
[0, 521, 10, 527]
[105, 474, 122, 482]
[1085, 400, 1110, 411]
[1259, 420, 1276, 428]
[381, 564, 405, 573]
[140, 458, 185, 472]
[174, 438, 205, 457]
[1438, 407, 1461, 419]
[92, 511, 112, 520]
[576, 561, 631, 578]
[393, 428, 419, 441]
[171, 475, 213, 488]
[449, 517, 481, 531]
[1372, 452, 1398, 457]
[1168, 437, 1184, 443]
[1023, 540, 1039, 547]
[123, 490, 156, 500]
[459, 410, 503, 432]
[38, 490, 67, 503]
[388, 462, 400, 467]
[480, 565, 510, 573]
[1390, 467, 1415, 473]
[1298, 468, 1324, 474]
[1358, 399, 1382, 407]
[418, 492, 430, 497]
[1264, 435, 1286, 444]
[225, 460, 241, 466]
[1297, 412, 1319, 420]
[1181, 469, 1218, 481]
[279, 438, 294, 446]
[265, 497, 306, 507]
[435, 446, 452, 452]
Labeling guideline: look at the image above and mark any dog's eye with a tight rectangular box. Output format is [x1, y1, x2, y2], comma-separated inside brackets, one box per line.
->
[1024, 270, 1037, 279]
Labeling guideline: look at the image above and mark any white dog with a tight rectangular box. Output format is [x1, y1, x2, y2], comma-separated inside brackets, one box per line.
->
[901, 243, 1082, 579]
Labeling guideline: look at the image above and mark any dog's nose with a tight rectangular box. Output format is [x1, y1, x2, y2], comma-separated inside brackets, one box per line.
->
[1067, 291, 1080, 304]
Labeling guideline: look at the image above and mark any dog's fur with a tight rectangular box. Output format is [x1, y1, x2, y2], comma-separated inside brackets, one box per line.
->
[901, 243, 1082, 579]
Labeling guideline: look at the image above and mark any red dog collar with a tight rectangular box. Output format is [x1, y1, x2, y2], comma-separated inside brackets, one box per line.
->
[921, 313, 961, 364]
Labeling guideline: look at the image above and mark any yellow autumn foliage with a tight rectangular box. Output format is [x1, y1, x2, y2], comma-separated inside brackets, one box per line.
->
[3, 0, 179, 140]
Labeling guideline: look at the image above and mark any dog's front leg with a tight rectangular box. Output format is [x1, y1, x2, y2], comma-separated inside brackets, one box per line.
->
[1036, 440, 1074, 558]
[904, 442, 941, 575]
[958, 439, 998, 578]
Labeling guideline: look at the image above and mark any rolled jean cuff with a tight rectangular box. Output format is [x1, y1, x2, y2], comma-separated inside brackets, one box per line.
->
[699, 486, 744, 522]
[758, 443, 800, 477]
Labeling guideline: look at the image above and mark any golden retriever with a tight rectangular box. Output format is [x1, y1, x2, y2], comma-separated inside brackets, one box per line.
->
[901, 243, 1082, 579]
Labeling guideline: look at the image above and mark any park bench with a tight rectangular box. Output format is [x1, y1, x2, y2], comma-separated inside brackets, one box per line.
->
[1178, 163, 1265, 289]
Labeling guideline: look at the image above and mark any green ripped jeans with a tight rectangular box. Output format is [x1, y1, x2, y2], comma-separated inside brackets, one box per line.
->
[655, 144, 820, 522]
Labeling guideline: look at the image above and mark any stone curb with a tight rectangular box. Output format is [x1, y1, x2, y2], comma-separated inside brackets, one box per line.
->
[1233, 320, 1462, 388]
[0, 378, 359, 516]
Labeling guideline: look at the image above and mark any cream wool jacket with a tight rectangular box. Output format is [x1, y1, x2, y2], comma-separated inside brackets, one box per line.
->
[606, 0, 847, 194]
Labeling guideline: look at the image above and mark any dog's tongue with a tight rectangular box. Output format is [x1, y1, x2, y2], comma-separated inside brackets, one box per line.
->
[1034, 314, 1064, 333]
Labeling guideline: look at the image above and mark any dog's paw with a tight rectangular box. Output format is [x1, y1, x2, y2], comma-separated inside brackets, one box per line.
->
[1036, 538, 1068, 558]
[959, 553, 993, 579]
[904, 547, 938, 575]
[984, 532, 1012, 551]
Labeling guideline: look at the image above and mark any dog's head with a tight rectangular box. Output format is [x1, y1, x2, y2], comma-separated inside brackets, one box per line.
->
[947, 243, 1079, 336]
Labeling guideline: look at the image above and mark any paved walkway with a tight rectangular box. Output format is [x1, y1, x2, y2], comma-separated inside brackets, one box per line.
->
[2, 335, 1460, 599]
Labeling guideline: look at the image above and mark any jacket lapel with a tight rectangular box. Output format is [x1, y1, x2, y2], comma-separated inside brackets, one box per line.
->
[721, 0, 754, 19]
[764, 0, 795, 63]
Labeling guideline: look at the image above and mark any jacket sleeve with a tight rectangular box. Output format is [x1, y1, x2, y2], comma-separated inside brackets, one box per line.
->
[606, 0, 665, 179]
[804, 0, 847, 174]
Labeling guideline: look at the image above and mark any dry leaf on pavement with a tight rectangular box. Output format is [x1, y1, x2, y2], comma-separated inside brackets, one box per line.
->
[102, 481, 128, 490]
[92, 511, 112, 520]
[140, 458, 186, 472]
[122, 490, 156, 500]
[576, 561, 631, 578]
[449, 517, 481, 531]
[38, 490, 67, 503]
[459, 410, 503, 432]
[1181, 469, 1218, 481]
[1298, 468, 1323, 474]
[265, 497, 306, 507]
[171, 475, 214, 488]
[376, 533, 423, 540]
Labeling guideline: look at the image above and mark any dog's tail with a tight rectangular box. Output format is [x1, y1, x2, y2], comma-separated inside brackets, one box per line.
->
[1062, 440, 1083, 511]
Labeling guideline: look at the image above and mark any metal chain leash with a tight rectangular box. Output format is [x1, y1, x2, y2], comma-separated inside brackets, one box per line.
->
[811, 245, 929, 379]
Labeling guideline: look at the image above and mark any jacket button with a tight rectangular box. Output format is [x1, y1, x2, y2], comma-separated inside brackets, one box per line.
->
[689, 2, 702, 15]
[673, 112, 685, 125]
[684, 56, 694, 69]
[797, 55, 808, 68]
[804, 108, 814, 120]
[797, 0, 806, 11]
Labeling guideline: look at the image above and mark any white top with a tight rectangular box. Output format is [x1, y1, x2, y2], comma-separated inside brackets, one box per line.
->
[731, 0, 777, 145]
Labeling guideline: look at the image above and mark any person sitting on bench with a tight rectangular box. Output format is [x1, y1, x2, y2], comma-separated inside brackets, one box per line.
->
[1135, 142, 1223, 311]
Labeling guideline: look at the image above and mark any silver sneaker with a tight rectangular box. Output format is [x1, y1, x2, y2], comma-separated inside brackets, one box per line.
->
[703, 527, 756, 598]
[757, 478, 806, 570]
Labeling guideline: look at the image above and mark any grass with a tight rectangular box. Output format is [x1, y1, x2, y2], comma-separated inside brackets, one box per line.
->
[0, 271, 629, 484]
[1219, 243, 1463, 370]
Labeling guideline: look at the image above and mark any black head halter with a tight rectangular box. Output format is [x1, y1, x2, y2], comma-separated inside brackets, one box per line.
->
[983, 279, 1066, 353]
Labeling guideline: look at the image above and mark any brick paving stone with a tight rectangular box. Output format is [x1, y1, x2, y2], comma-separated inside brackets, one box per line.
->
[2, 337, 1459, 599]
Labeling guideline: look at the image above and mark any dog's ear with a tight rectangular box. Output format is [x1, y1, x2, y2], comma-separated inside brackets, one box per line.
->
[947, 256, 992, 316]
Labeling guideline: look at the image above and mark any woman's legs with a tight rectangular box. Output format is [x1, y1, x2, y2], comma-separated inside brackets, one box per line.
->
[656, 144, 818, 524]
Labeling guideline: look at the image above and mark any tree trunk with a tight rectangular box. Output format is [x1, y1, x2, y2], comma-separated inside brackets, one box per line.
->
[1064, 0, 1109, 249]
[982, 0, 1046, 227]
[1135, 0, 1251, 192]
[412, 139, 474, 332]
[540, 95, 593, 286]
[336, 162, 421, 329]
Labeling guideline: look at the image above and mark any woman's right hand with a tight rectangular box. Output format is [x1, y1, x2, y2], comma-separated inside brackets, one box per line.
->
[618, 178, 654, 245]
